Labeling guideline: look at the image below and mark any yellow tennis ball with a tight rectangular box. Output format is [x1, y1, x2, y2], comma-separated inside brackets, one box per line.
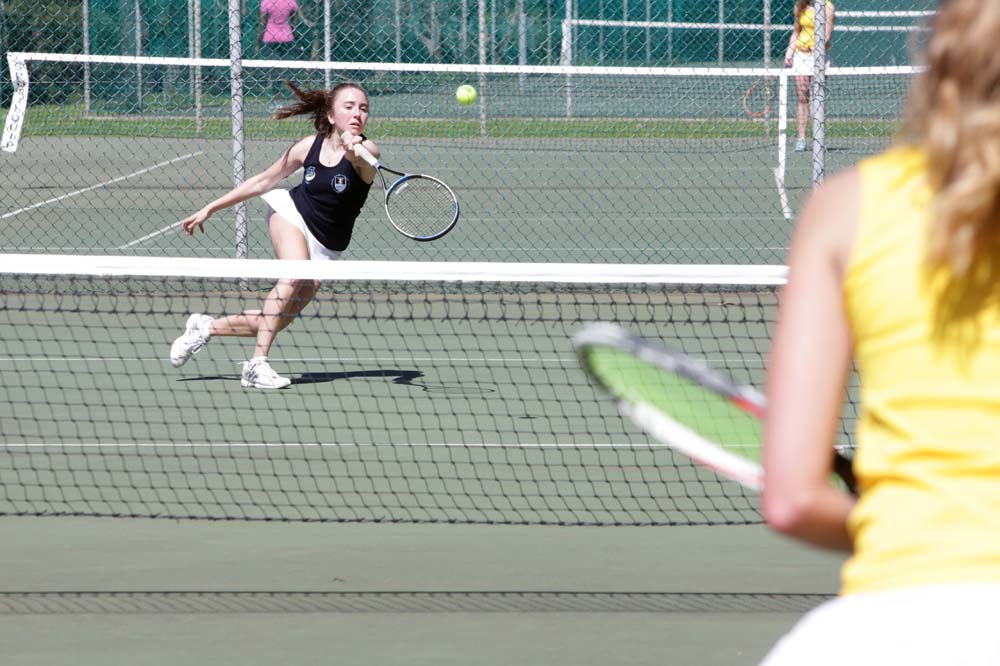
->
[456, 84, 477, 106]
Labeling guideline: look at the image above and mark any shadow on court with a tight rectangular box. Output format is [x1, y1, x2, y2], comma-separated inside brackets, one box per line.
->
[176, 368, 424, 386]
[177, 368, 497, 395]
[295, 369, 425, 387]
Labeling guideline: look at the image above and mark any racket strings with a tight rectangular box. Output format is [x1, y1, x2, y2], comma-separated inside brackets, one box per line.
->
[743, 78, 776, 118]
[386, 176, 458, 240]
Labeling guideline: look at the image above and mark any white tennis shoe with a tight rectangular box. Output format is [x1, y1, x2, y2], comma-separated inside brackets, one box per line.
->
[170, 313, 213, 367]
[241, 358, 291, 390]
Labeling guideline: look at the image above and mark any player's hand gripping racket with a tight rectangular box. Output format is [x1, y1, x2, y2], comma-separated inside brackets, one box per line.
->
[346, 134, 460, 242]
[574, 323, 857, 494]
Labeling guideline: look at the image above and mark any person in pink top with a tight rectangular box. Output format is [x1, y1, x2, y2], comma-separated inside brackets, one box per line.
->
[256, 0, 298, 107]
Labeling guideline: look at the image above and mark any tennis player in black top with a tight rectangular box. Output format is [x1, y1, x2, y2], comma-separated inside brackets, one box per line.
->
[169, 82, 377, 389]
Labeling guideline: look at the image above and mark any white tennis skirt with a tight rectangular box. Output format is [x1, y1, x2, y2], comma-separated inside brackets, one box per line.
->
[260, 189, 342, 261]
[759, 582, 1000, 666]
[790, 49, 830, 76]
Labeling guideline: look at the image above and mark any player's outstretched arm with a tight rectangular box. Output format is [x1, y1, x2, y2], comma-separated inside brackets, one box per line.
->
[181, 137, 312, 235]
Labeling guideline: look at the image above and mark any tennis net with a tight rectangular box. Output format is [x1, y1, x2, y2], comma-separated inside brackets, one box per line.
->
[0, 255, 856, 525]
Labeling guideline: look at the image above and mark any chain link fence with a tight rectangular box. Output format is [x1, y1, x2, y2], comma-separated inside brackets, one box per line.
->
[2, 1, 935, 103]
[2, 1, 935, 262]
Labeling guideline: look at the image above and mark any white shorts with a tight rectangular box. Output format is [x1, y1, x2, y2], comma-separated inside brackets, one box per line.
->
[260, 189, 342, 261]
[759, 583, 1000, 666]
[790, 49, 830, 76]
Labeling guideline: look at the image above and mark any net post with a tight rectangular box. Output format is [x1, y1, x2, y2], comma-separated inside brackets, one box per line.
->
[229, 0, 249, 260]
[775, 71, 792, 221]
[811, 0, 827, 186]
[1, 53, 28, 153]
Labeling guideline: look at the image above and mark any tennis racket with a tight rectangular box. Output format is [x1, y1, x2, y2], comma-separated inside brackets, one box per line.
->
[742, 77, 775, 119]
[347, 135, 460, 242]
[574, 323, 857, 494]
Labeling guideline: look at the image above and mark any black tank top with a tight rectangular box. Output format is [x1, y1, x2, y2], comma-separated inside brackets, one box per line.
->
[289, 133, 373, 251]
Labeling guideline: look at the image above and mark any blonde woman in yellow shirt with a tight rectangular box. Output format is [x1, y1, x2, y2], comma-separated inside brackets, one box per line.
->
[761, 0, 1000, 663]
[784, 0, 835, 152]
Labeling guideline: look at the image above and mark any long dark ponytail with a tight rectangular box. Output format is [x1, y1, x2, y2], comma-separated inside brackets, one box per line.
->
[272, 82, 368, 137]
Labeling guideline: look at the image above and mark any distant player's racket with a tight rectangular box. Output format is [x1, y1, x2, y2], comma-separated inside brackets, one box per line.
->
[574, 323, 856, 493]
[348, 137, 459, 242]
[742, 77, 775, 118]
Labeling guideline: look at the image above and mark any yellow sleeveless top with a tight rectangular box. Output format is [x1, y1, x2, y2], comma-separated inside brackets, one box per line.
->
[841, 146, 1000, 595]
[796, 2, 833, 51]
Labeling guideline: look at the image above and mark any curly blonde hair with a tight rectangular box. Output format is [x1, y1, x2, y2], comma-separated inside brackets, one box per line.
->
[903, 0, 1000, 314]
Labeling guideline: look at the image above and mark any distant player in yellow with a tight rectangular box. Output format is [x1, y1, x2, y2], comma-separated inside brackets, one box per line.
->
[784, 0, 835, 152]
[762, 0, 1000, 663]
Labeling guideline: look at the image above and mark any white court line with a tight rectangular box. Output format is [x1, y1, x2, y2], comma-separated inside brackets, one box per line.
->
[0, 355, 580, 365]
[0, 354, 764, 367]
[1, 441, 662, 449]
[117, 220, 183, 249]
[2, 246, 235, 252]
[1, 151, 203, 222]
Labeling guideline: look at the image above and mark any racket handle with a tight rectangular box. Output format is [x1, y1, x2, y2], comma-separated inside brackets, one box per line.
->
[342, 131, 379, 168]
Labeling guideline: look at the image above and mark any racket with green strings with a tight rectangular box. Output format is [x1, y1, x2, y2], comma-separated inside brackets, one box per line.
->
[574, 322, 856, 494]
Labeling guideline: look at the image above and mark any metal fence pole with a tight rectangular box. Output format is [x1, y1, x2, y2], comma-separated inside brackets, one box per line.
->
[324, 0, 331, 88]
[478, 0, 488, 135]
[229, 0, 248, 259]
[763, 0, 771, 67]
[811, 0, 827, 186]
[83, 0, 91, 115]
[718, 0, 724, 64]
[194, 0, 203, 135]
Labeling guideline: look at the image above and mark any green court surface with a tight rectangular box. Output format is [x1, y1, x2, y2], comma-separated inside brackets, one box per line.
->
[0, 517, 845, 666]
[0, 131, 872, 264]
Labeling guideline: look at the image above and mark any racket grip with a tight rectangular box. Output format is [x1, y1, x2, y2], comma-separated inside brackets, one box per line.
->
[342, 131, 379, 168]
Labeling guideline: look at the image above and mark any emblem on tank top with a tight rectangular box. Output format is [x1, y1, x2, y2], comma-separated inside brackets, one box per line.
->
[333, 174, 348, 193]
[304, 166, 316, 183]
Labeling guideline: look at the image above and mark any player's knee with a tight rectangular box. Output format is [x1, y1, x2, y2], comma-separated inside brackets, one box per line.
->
[290, 278, 319, 299]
